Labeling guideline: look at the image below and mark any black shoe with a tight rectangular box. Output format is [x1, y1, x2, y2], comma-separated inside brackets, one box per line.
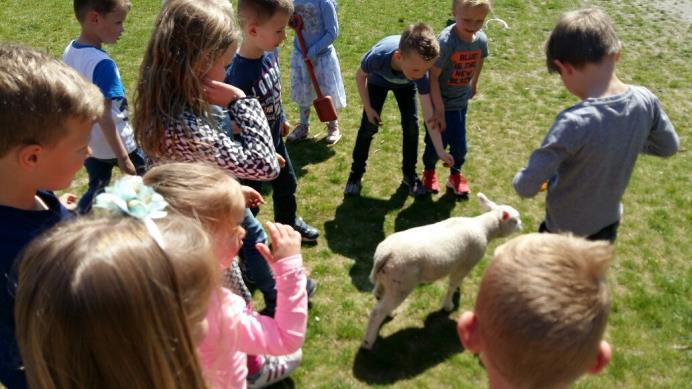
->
[306, 278, 317, 298]
[294, 217, 319, 243]
[402, 174, 425, 197]
[344, 173, 362, 196]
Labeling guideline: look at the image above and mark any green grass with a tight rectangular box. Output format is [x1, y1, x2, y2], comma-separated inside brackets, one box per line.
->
[1, 0, 690, 387]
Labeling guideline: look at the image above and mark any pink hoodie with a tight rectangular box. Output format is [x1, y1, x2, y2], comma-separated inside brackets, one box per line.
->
[197, 255, 308, 388]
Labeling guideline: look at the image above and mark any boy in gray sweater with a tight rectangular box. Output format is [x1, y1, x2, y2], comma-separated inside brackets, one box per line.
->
[513, 8, 679, 243]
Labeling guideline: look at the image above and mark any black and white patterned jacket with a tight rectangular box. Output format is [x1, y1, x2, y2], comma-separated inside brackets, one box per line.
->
[161, 98, 280, 181]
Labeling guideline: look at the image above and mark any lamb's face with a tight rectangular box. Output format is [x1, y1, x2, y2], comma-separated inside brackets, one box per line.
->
[497, 205, 522, 237]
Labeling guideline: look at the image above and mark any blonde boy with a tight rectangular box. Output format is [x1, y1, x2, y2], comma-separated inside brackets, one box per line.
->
[0, 44, 103, 389]
[457, 233, 613, 388]
[344, 23, 441, 197]
[64, 0, 146, 213]
[513, 8, 679, 242]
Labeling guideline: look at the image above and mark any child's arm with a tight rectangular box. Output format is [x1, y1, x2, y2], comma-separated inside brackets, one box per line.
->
[642, 97, 679, 157]
[99, 100, 136, 175]
[356, 67, 380, 125]
[469, 57, 484, 99]
[429, 65, 446, 131]
[305, 0, 339, 61]
[420, 92, 454, 167]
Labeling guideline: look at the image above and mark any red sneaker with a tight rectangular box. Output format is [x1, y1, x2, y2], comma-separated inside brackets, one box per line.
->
[447, 172, 470, 195]
[423, 169, 439, 193]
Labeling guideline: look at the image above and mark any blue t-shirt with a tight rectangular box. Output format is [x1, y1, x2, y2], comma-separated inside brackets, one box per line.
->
[225, 50, 286, 146]
[360, 35, 430, 94]
[0, 191, 71, 388]
[70, 41, 125, 100]
[435, 25, 489, 110]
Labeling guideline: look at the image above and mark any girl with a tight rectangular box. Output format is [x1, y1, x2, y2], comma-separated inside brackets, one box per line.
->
[15, 214, 215, 389]
[287, 0, 347, 145]
[134, 0, 283, 318]
[144, 163, 308, 389]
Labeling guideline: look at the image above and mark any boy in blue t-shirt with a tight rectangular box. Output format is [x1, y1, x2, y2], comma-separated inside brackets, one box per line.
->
[344, 23, 443, 197]
[63, 0, 146, 214]
[423, 0, 490, 196]
[0, 45, 104, 389]
[227, 0, 320, 245]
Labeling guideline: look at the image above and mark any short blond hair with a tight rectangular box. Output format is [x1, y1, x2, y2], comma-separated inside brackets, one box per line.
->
[0, 44, 103, 157]
[476, 233, 612, 387]
[452, 0, 491, 10]
[16, 215, 216, 389]
[237, 0, 293, 26]
[399, 23, 440, 62]
[143, 162, 246, 234]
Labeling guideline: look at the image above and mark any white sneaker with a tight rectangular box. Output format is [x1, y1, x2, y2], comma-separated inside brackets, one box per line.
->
[287, 124, 309, 142]
[325, 122, 341, 145]
[247, 349, 303, 388]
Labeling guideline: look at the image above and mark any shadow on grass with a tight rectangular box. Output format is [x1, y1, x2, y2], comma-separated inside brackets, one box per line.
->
[352, 309, 465, 385]
[286, 137, 336, 180]
[324, 185, 409, 291]
[394, 190, 463, 232]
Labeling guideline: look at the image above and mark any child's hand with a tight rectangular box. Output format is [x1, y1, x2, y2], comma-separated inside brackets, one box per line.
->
[281, 121, 291, 137]
[539, 181, 549, 192]
[241, 185, 264, 208]
[203, 78, 246, 106]
[439, 152, 455, 168]
[117, 156, 137, 175]
[364, 106, 381, 126]
[276, 153, 286, 168]
[469, 84, 478, 99]
[58, 193, 78, 211]
[255, 222, 301, 263]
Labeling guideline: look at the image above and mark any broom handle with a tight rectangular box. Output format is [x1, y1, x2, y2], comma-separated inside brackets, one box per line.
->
[292, 17, 325, 98]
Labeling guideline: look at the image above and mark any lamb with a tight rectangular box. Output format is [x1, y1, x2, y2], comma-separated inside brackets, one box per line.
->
[362, 193, 522, 350]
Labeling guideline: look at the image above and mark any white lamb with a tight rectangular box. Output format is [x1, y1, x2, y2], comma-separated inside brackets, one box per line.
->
[362, 193, 522, 350]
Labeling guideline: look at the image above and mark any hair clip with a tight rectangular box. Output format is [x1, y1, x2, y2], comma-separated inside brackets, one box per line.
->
[94, 176, 168, 248]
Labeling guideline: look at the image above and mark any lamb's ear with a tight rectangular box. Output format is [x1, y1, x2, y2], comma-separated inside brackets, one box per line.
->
[477, 192, 496, 211]
[502, 211, 509, 221]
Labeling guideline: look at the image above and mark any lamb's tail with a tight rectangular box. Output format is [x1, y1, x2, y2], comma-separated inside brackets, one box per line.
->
[370, 247, 391, 284]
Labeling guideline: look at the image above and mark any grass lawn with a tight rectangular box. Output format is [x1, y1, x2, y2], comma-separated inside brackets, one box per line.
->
[1, 0, 689, 387]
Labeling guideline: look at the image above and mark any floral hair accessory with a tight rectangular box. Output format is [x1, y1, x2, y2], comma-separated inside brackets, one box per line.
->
[94, 175, 168, 247]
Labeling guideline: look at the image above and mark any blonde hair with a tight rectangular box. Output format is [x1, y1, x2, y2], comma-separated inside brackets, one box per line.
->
[133, 0, 238, 158]
[452, 0, 491, 10]
[15, 215, 217, 389]
[546, 8, 621, 73]
[237, 0, 294, 26]
[399, 23, 440, 62]
[476, 233, 612, 388]
[143, 162, 246, 234]
[0, 44, 103, 157]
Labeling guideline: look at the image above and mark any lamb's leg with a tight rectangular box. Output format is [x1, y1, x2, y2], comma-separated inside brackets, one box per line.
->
[362, 290, 409, 350]
[441, 270, 468, 312]
[373, 282, 384, 300]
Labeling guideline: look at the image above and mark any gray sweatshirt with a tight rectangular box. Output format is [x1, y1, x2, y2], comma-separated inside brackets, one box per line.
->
[513, 85, 679, 236]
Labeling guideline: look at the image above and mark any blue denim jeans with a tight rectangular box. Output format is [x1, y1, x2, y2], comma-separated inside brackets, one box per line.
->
[423, 107, 468, 173]
[239, 208, 277, 314]
[77, 148, 147, 213]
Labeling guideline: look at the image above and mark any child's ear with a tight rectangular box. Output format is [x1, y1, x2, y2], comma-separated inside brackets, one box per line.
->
[553, 59, 572, 75]
[613, 51, 621, 62]
[17, 144, 43, 170]
[587, 341, 612, 375]
[457, 311, 483, 353]
[393, 50, 401, 62]
[86, 10, 100, 24]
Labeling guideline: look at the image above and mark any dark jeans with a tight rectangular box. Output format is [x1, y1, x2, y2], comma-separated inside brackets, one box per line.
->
[350, 82, 419, 179]
[239, 208, 277, 314]
[77, 148, 147, 213]
[423, 107, 468, 173]
[243, 138, 298, 226]
[539, 220, 620, 243]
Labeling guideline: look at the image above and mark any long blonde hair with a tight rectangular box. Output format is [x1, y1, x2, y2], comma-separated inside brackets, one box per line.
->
[134, 0, 238, 158]
[15, 215, 217, 389]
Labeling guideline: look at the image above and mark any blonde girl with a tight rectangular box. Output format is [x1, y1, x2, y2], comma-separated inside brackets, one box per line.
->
[144, 163, 308, 388]
[15, 214, 216, 389]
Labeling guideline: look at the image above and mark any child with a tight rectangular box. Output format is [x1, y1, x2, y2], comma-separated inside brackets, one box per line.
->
[144, 163, 308, 388]
[344, 23, 441, 197]
[63, 0, 146, 213]
[15, 214, 216, 389]
[227, 0, 320, 243]
[423, 0, 490, 196]
[286, 0, 346, 145]
[134, 0, 289, 318]
[0, 44, 103, 389]
[457, 233, 614, 388]
[513, 8, 679, 242]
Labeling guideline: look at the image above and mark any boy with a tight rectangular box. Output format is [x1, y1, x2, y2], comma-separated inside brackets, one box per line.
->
[344, 23, 443, 197]
[423, 0, 490, 196]
[513, 8, 679, 242]
[457, 233, 613, 388]
[227, 0, 320, 244]
[0, 45, 103, 389]
[63, 0, 146, 214]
